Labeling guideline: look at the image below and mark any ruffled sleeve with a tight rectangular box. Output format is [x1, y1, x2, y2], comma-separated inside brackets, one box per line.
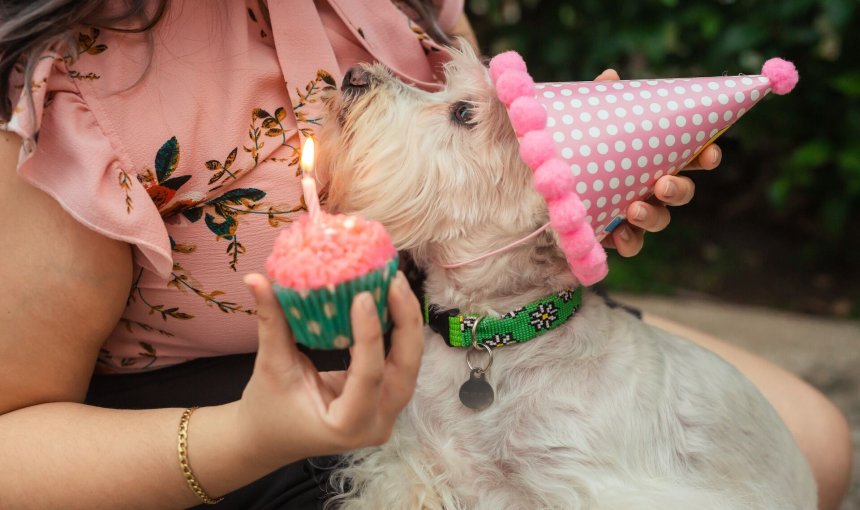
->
[435, 0, 466, 34]
[2, 51, 173, 277]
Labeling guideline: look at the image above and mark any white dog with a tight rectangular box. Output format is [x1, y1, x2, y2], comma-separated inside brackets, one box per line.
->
[317, 46, 816, 510]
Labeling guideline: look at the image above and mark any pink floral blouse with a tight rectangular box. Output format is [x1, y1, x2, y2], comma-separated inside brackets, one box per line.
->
[3, 0, 460, 373]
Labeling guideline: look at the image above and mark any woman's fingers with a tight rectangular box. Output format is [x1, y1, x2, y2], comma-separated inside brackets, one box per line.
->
[683, 144, 722, 170]
[329, 292, 386, 432]
[594, 69, 620, 82]
[626, 201, 671, 233]
[604, 225, 645, 257]
[244, 273, 300, 371]
[654, 175, 695, 206]
[380, 272, 424, 418]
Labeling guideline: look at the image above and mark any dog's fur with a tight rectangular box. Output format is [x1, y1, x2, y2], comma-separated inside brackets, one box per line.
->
[317, 46, 816, 510]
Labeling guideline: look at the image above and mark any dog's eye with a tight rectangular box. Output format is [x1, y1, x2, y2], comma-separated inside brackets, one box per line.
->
[451, 101, 475, 126]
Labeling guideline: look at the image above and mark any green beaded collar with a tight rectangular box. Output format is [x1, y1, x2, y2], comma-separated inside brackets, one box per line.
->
[424, 288, 582, 349]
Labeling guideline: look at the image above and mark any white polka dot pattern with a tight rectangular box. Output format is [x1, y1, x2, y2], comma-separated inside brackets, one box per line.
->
[534, 75, 773, 237]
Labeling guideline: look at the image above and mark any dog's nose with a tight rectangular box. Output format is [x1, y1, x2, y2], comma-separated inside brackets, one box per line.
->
[342, 67, 371, 92]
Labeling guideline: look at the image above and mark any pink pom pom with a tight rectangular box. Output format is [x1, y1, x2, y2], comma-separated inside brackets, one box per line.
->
[519, 130, 556, 169]
[571, 244, 609, 286]
[508, 96, 547, 137]
[574, 261, 609, 286]
[533, 159, 575, 200]
[761, 58, 799, 95]
[495, 70, 535, 106]
[489, 51, 527, 83]
[557, 224, 597, 261]
[548, 195, 586, 233]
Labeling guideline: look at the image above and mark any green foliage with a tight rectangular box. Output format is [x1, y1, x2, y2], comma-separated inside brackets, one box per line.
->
[468, 0, 860, 263]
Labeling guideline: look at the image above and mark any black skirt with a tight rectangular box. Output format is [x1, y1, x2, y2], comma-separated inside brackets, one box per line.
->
[85, 348, 351, 510]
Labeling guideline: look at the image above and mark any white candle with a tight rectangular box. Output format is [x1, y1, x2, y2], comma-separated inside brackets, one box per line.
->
[300, 137, 320, 220]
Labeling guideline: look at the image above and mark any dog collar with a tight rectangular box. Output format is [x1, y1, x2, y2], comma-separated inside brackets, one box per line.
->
[424, 288, 582, 349]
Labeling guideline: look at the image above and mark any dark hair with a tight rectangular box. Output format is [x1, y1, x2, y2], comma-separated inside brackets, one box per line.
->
[398, 0, 452, 47]
[0, 0, 447, 122]
[0, 0, 168, 121]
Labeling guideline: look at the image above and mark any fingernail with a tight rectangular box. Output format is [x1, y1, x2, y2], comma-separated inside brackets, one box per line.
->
[661, 181, 676, 199]
[632, 204, 646, 221]
[358, 292, 375, 314]
[710, 145, 721, 165]
[618, 226, 631, 242]
[243, 274, 258, 290]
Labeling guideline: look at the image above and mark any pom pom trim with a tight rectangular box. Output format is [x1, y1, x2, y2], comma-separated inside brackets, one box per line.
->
[489, 51, 608, 286]
[761, 57, 799, 95]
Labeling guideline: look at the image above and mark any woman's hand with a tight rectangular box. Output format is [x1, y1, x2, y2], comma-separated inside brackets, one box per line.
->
[593, 69, 722, 256]
[235, 271, 424, 472]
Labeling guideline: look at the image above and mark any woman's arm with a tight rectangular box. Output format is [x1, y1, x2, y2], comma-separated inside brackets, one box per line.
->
[0, 131, 425, 508]
[0, 131, 265, 508]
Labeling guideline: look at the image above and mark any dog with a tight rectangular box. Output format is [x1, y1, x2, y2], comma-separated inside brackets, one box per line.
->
[317, 45, 816, 510]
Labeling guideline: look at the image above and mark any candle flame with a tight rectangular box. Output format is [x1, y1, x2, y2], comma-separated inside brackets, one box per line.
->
[300, 137, 315, 173]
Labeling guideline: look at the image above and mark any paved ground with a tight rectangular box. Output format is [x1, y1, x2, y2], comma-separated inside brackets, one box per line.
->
[615, 293, 860, 510]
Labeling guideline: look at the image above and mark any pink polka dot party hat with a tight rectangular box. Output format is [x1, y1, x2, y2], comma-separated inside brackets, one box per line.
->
[489, 52, 798, 286]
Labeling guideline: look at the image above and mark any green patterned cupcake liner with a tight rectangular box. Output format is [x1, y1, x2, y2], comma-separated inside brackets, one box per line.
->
[273, 255, 400, 350]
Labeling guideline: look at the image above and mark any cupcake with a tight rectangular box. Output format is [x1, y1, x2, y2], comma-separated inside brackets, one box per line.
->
[266, 212, 399, 349]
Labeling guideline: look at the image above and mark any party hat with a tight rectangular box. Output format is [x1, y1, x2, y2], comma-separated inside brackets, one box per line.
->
[489, 52, 798, 286]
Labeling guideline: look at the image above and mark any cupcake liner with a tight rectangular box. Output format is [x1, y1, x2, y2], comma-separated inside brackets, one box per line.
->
[273, 255, 400, 350]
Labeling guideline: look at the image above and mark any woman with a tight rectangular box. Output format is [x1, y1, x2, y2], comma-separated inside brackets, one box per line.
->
[0, 1, 849, 508]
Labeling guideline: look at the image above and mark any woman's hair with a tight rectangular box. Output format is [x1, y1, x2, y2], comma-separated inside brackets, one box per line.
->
[0, 0, 450, 122]
[0, 0, 168, 121]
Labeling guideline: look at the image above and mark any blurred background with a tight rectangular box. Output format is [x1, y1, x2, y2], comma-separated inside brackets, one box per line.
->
[468, 0, 859, 317]
[467, 0, 859, 507]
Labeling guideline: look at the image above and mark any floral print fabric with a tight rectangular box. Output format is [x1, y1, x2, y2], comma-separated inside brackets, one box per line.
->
[2, 0, 460, 373]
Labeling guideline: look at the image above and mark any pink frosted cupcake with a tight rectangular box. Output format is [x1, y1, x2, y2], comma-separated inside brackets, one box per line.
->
[266, 212, 399, 349]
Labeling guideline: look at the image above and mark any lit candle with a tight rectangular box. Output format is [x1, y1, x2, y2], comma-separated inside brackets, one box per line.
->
[300, 137, 321, 221]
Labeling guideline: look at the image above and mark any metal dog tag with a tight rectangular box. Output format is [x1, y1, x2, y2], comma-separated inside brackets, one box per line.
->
[459, 369, 494, 411]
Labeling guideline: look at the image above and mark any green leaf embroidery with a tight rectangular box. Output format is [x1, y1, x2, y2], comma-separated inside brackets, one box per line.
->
[161, 174, 192, 191]
[205, 213, 237, 238]
[209, 188, 267, 205]
[155, 136, 180, 183]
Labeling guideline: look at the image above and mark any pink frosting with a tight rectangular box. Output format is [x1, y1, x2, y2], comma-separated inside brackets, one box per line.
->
[266, 213, 397, 290]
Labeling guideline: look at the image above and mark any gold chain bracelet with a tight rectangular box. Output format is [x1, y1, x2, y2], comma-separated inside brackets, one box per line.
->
[177, 407, 224, 505]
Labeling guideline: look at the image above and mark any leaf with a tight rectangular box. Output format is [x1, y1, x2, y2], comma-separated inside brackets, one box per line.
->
[161, 174, 191, 191]
[208, 170, 226, 184]
[256, 109, 272, 120]
[320, 71, 336, 88]
[205, 160, 222, 171]
[155, 136, 180, 182]
[87, 44, 108, 55]
[205, 213, 237, 237]
[121, 358, 137, 367]
[182, 207, 203, 223]
[224, 148, 238, 169]
[247, 7, 257, 22]
[275, 107, 287, 121]
[265, 128, 284, 137]
[210, 188, 267, 205]
[139, 341, 156, 355]
[262, 117, 279, 129]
